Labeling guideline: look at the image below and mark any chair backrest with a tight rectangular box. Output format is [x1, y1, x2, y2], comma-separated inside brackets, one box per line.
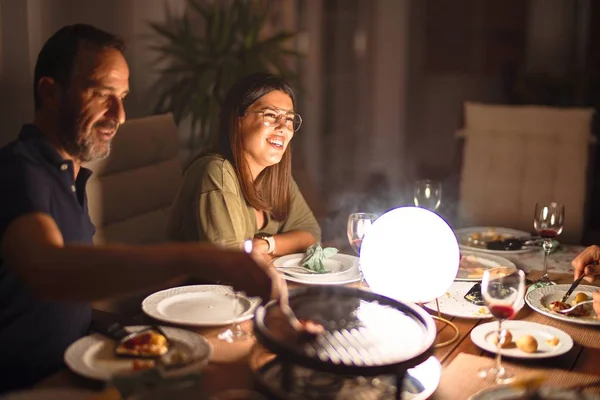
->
[457, 102, 594, 243]
[85, 113, 181, 245]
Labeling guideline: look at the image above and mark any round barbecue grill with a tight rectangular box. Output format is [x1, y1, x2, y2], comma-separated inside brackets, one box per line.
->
[253, 286, 437, 400]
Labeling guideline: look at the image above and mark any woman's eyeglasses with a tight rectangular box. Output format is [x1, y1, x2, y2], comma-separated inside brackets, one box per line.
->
[251, 109, 303, 132]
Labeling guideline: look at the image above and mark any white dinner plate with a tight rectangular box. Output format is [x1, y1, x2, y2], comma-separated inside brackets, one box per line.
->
[0, 389, 95, 400]
[273, 253, 354, 277]
[455, 227, 535, 255]
[470, 320, 573, 359]
[457, 251, 517, 281]
[141, 285, 260, 326]
[525, 284, 600, 326]
[423, 282, 494, 319]
[64, 326, 212, 381]
[469, 385, 600, 400]
[277, 254, 362, 285]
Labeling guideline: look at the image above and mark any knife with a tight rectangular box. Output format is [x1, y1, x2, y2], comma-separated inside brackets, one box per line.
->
[560, 274, 587, 304]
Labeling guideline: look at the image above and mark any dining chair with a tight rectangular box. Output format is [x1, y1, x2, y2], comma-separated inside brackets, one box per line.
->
[85, 113, 182, 245]
[456, 102, 595, 244]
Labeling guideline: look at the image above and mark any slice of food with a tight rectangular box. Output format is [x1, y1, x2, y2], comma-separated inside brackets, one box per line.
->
[116, 330, 169, 357]
[132, 359, 156, 371]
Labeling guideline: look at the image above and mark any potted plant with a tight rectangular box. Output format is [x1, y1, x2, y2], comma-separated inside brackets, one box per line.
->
[149, 0, 302, 153]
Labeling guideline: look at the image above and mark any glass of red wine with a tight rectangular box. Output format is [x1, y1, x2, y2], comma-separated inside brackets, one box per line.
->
[347, 213, 378, 285]
[533, 202, 565, 285]
[478, 267, 525, 383]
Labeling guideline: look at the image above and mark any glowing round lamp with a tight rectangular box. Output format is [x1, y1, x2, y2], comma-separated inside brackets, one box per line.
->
[360, 206, 460, 346]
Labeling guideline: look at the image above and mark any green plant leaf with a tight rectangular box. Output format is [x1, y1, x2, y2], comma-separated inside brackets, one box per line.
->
[148, 0, 303, 153]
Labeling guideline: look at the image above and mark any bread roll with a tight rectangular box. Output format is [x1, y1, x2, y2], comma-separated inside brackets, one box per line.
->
[516, 335, 538, 353]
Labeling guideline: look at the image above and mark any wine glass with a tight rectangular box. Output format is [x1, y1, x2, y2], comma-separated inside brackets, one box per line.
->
[347, 213, 378, 288]
[218, 239, 253, 343]
[347, 213, 378, 255]
[413, 180, 442, 212]
[477, 267, 525, 384]
[533, 202, 565, 285]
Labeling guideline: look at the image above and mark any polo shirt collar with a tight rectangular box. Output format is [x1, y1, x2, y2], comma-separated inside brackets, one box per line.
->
[18, 124, 93, 180]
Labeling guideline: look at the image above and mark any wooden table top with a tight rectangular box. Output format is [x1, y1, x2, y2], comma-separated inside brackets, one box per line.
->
[35, 269, 600, 399]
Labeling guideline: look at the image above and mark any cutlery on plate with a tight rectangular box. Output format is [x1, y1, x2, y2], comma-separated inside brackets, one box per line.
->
[556, 300, 594, 314]
[275, 266, 321, 274]
[560, 274, 588, 304]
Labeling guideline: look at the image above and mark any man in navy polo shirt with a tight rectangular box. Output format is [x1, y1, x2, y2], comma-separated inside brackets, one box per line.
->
[0, 24, 283, 393]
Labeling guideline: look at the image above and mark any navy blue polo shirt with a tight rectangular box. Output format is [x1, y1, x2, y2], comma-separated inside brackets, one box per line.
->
[0, 125, 94, 393]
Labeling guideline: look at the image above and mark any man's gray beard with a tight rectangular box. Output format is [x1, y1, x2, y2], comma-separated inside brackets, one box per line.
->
[59, 121, 111, 162]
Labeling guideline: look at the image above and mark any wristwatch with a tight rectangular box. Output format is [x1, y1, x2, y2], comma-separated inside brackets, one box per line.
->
[255, 233, 276, 254]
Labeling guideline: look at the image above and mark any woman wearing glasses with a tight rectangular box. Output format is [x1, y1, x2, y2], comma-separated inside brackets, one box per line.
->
[167, 73, 320, 260]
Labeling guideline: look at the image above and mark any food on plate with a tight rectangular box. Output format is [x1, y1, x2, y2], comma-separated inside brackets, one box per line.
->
[116, 329, 169, 357]
[549, 301, 590, 317]
[516, 335, 538, 353]
[491, 329, 513, 348]
[574, 292, 589, 304]
[546, 336, 560, 346]
[466, 231, 513, 247]
[132, 359, 156, 371]
[478, 307, 489, 315]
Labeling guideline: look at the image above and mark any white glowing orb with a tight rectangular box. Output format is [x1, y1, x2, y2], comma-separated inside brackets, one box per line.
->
[360, 206, 459, 303]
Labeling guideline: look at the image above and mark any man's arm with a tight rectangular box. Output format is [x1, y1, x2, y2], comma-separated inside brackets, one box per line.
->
[1, 213, 280, 303]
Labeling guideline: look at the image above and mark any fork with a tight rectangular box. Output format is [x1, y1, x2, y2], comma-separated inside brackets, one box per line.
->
[274, 266, 320, 274]
[556, 300, 594, 314]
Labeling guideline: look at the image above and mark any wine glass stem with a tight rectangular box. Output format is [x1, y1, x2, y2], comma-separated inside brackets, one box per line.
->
[541, 239, 551, 278]
[495, 320, 504, 373]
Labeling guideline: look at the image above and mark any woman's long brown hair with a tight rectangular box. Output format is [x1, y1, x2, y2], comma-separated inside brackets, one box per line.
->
[216, 73, 295, 221]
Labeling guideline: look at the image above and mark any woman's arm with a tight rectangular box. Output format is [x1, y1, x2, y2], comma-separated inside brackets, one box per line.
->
[254, 179, 320, 259]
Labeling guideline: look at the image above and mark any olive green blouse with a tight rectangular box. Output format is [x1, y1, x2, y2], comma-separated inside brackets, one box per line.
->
[166, 154, 321, 249]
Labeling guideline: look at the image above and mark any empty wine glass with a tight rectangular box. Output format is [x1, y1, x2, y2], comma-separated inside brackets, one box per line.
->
[477, 267, 525, 384]
[347, 213, 378, 287]
[218, 239, 253, 343]
[413, 180, 442, 212]
[533, 202, 565, 285]
[347, 213, 378, 255]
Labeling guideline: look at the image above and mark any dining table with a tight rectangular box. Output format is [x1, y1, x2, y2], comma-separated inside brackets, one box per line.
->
[30, 243, 600, 399]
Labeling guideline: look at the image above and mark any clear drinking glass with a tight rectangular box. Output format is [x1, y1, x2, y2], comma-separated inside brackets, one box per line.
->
[533, 202, 565, 284]
[347, 213, 378, 288]
[413, 180, 442, 212]
[347, 213, 378, 255]
[218, 239, 253, 343]
[477, 267, 525, 384]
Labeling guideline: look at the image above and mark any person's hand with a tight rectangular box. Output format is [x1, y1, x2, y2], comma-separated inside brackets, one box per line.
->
[208, 250, 286, 304]
[592, 291, 600, 316]
[572, 245, 600, 283]
[251, 238, 276, 263]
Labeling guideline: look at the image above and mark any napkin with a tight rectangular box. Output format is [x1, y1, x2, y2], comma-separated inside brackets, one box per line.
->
[300, 243, 339, 273]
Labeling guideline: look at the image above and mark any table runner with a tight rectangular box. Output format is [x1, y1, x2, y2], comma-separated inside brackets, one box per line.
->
[434, 353, 600, 399]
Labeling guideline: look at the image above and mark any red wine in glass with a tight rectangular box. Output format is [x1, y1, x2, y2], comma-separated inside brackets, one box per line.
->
[488, 304, 515, 320]
[538, 229, 559, 239]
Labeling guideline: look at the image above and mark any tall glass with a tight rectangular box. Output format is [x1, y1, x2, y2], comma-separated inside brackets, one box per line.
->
[347, 213, 378, 255]
[347, 213, 378, 287]
[533, 202, 565, 284]
[477, 267, 525, 383]
[413, 180, 442, 212]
